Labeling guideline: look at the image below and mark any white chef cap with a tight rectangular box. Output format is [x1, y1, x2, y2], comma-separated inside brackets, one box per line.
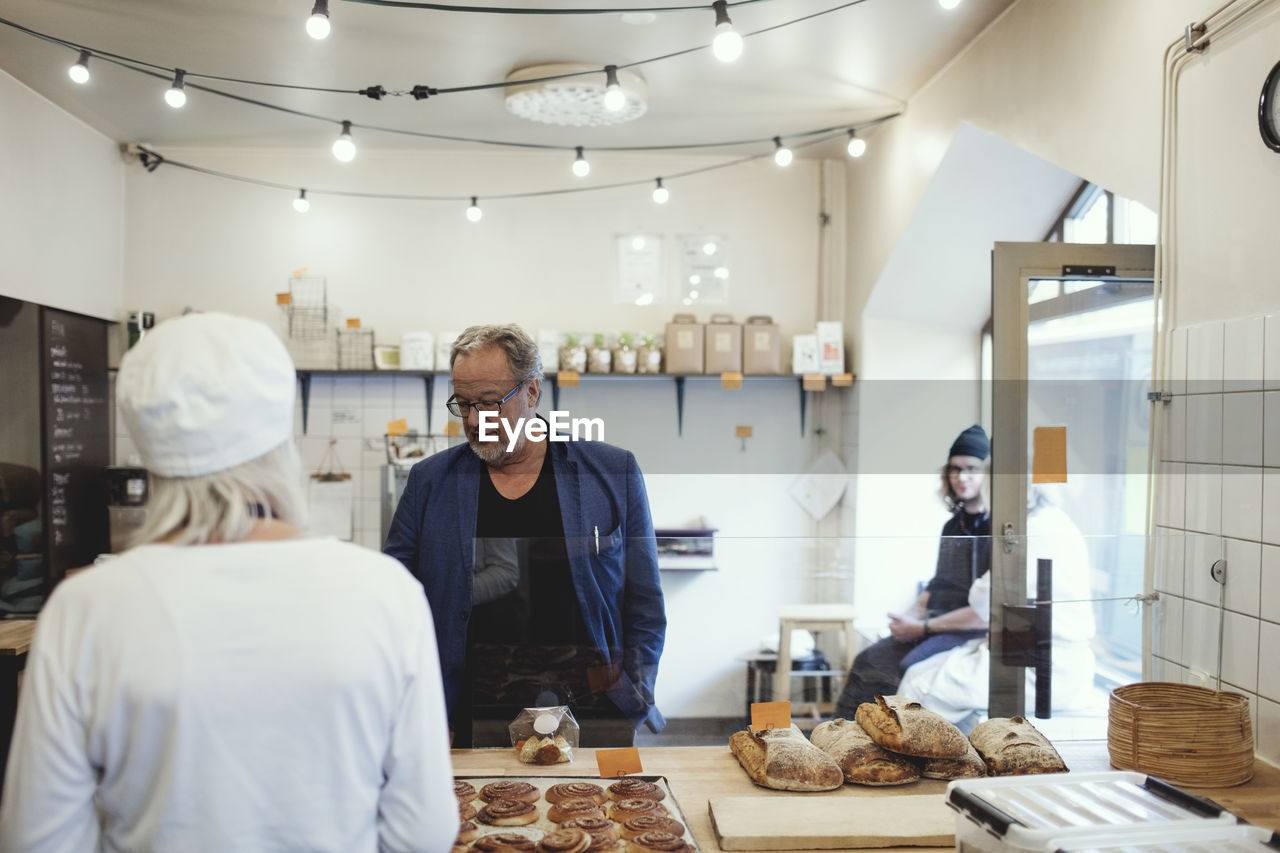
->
[117, 312, 296, 477]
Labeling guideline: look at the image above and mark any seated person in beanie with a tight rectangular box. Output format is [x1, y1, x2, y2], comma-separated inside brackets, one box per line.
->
[0, 313, 456, 853]
[834, 425, 992, 717]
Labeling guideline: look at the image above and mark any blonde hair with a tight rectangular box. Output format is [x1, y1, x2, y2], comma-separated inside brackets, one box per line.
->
[130, 442, 307, 547]
[939, 459, 991, 513]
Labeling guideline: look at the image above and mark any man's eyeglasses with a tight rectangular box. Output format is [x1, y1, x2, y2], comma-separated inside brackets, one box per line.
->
[446, 381, 524, 418]
[947, 464, 983, 476]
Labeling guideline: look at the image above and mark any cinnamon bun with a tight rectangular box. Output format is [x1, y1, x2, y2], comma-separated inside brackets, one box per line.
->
[545, 782, 606, 805]
[477, 799, 539, 826]
[606, 780, 665, 802]
[547, 797, 606, 823]
[624, 832, 693, 853]
[619, 816, 685, 841]
[536, 828, 591, 853]
[608, 799, 667, 823]
[480, 781, 540, 804]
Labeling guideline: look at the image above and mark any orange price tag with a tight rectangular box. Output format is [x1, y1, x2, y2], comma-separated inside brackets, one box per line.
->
[558, 370, 580, 388]
[386, 418, 408, 436]
[1033, 426, 1068, 484]
[735, 425, 753, 439]
[444, 421, 462, 437]
[276, 292, 292, 306]
[346, 318, 362, 329]
[721, 371, 743, 390]
[750, 701, 792, 732]
[596, 747, 643, 777]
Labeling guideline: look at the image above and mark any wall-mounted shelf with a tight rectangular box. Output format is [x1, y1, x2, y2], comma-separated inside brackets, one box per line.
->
[655, 527, 718, 571]
[295, 369, 854, 438]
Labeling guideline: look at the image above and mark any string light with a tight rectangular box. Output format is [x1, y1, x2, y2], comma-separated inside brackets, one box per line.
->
[846, 129, 866, 157]
[332, 120, 356, 161]
[772, 136, 792, 167]
[68, 49, 90, 84]
[652, 177, 669, 204]
[466, 196, 483, 222]
[710, 1, 744, 63]
[164, 69, 187, 108]
[572, 146, 590, 177]
[293, 189, 310, 213]
[602, 65, 625, 112]
[938, 0, 962, 8]
[306, 0, 332, 39]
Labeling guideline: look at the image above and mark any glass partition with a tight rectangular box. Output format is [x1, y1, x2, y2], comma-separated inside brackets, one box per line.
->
[440, 532, 1176, 749]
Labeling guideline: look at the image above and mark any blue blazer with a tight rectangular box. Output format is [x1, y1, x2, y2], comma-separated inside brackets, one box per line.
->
[384, 437, 667, 732]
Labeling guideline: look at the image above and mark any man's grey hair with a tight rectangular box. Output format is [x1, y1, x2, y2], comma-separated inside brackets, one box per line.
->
[450, 324, 543, 389]
[130, 442, 307, 547]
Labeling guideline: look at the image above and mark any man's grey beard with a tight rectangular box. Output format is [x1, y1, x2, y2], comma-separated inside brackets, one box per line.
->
[467, 433, 521, 466]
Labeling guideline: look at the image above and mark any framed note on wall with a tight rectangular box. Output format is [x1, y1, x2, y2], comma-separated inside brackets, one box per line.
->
[615, 234, 663, 305]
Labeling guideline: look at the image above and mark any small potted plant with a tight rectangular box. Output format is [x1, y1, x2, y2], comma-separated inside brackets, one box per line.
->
[613, 331, 638, 374]
[588, 332, 612, 374]
[559, 332, 587, 373]
[637, 332, 663, 374]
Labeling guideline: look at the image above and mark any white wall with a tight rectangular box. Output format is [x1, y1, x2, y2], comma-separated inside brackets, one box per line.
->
[122, 146, 827, 342]
[0, 71, 124, 321]
[842, 0, 1280, 761]
[112, 145, 851, 720]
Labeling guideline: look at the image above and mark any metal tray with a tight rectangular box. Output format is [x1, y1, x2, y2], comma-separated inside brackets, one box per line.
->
[458, 774, 699, 851]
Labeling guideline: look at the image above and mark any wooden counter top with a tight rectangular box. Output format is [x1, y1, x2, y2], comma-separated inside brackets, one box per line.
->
[0, 620, 35, 656]
[451, 742, 1280, 853]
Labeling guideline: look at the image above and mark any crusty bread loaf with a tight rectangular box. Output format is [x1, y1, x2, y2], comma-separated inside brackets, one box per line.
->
[728, 724, 843, 791]
[810, 718, 920, 786]
[854, 695, 969, 759]
[969, 715, 1068, 775]
[918, 738, 986, 780]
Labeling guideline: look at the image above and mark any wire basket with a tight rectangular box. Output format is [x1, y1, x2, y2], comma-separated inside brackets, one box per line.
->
[384, 433, 458, 467]
[337, 328, 375, 369]
[1107, 682, 1254, 786]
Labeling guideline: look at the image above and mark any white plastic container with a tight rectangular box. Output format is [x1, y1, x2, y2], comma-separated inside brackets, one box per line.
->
[946, 771, 1238, 853]
[1046, 821, 1278, 852]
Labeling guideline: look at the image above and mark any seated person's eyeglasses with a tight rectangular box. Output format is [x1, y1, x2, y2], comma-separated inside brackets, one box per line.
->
[446, 381, 525, 417]
[947, 464, 983, 476]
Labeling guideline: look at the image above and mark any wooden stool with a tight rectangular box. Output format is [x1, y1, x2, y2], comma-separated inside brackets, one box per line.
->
[772, 604, 857, 725]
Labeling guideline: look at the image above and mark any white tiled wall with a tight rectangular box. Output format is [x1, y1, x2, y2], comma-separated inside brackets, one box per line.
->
[1152, 313, 1280, 765]
[115, 373, 449, 551]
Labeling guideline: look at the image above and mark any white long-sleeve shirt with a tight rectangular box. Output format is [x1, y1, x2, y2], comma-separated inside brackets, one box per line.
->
[0, 537, 456, 853]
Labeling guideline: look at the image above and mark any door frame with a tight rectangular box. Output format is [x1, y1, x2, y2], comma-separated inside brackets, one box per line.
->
[989, 241, 1156, 716]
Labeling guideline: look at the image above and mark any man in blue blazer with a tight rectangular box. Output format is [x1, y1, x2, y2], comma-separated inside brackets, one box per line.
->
[385, 324, 666, 743]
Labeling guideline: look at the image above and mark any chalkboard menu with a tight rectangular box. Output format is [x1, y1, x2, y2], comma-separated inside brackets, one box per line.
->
[41, 307, 109, 578]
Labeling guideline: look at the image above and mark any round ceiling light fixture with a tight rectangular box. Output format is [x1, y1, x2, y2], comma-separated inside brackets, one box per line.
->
[504, 63, 647, 127]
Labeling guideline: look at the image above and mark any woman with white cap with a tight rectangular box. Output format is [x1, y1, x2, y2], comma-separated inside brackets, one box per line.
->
[0, 313, 456, 853]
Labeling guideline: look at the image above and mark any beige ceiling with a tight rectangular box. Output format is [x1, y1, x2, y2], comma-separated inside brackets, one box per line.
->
[0, 0, 1016, 158]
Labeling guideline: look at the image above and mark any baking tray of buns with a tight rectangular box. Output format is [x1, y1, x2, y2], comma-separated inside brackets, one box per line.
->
[456, 775, 699, 853]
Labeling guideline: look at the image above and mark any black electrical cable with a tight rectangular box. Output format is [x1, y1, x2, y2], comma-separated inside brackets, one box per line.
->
[0, 0, 892, 103]
[131, 126, 857, 203]
[343, 0, 773, 13]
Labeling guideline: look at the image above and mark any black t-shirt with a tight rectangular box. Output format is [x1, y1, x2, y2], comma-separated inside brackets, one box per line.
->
[472, 446, 587, 648]
[924, 509, 992, 617]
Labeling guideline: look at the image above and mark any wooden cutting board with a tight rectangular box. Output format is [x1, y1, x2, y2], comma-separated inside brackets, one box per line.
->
[708, 794, 956, 850]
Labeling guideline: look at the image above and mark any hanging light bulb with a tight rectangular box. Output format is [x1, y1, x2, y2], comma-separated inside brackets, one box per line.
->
[602, 65, 626, 112]
[68, 50, 91, 84]
[332, 120, 356, 162]
[710, 0, 744, 63]
[306, 0, 332, 39]
[652, 178, 669, 204]
[466, 196, 483, 222]
[773, 136, 793, 167]
[846, 129, 867, 158]
[572, 146, 590, 178]
[293, 189, 310, 213]
[164, 69, 187, 108]
[938, 0, 962, 9]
